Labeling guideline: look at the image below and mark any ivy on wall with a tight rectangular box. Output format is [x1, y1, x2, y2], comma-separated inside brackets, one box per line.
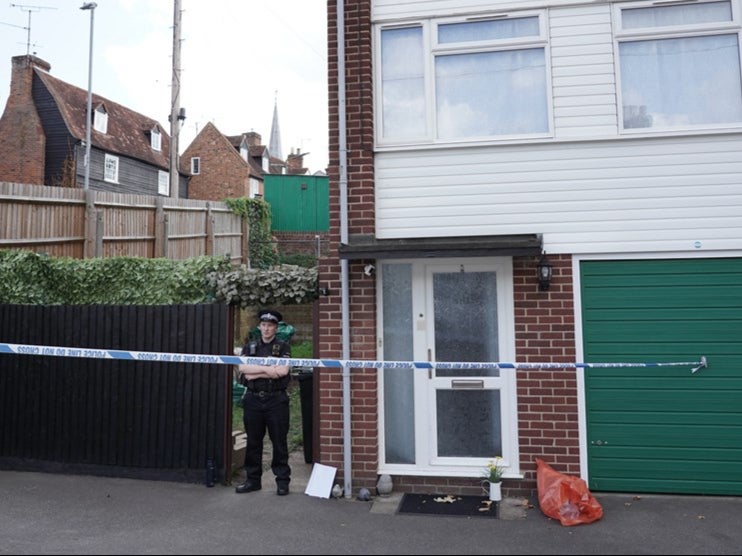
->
[224, 197, 278, 269]
[206, 264, 318, 307]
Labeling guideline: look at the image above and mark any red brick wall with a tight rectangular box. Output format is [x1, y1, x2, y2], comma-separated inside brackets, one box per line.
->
[324, 0, 578, 496]
[182, 122, 249, 201]
[273, 231, 329, 258]
[0, 56, 48, 185]
[512, 254, 578, 495]
[321, 0, 378, 488]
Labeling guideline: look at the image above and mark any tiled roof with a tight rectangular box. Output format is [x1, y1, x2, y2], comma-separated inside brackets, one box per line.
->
[35, 68, 171, 170]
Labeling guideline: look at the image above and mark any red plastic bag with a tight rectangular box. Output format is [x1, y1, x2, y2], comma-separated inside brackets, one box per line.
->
[536, 458, 603, 526]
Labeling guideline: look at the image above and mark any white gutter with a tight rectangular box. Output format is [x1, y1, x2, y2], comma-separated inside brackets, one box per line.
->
[336, 0, 353, 499]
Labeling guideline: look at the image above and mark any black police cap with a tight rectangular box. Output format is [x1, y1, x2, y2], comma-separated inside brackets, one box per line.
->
[257, 309, 282, 323]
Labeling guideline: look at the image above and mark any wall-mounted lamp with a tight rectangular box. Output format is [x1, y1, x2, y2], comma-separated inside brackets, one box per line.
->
[537, 252, 553, 291]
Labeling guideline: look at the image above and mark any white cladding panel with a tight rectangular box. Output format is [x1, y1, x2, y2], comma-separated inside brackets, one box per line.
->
[374, 135, 742, 254]
[550, 5, 618, 138]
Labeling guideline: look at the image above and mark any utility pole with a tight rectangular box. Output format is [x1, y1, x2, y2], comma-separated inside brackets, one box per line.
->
[80, 2, 97, 191]
[169, 0, 184, 198]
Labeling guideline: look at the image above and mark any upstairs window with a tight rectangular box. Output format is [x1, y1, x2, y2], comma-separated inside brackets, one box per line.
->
[151, 127, 162, 151]
[104, 154, 119, 183]
[377, 11, 550, 144]
[616, 0, 742, 131]
[158, 170, 169, 196]
[93, 105, 107, 134]
[191, 157, 200, 175]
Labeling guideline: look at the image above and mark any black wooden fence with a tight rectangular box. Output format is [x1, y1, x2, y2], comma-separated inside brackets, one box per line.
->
[0, 303, 233, 483]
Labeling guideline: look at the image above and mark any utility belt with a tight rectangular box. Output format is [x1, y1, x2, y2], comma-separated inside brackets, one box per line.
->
[247, 389, 285, 398]
[246, 378, 287, 394]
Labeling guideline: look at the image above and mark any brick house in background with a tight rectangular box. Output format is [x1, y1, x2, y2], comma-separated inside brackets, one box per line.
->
[182, 123, 268, 201]
[0, 55, 184, 196]
[318, 0, 742, 499]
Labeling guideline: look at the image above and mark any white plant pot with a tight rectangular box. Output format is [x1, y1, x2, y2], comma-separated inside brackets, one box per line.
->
[489, 481, 502, 502]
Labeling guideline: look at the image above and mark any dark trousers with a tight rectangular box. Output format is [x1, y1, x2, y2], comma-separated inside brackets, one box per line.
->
[242, 390, 291, 485]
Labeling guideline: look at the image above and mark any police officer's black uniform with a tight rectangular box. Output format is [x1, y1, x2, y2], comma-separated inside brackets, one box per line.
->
[236, 310, 292, 495]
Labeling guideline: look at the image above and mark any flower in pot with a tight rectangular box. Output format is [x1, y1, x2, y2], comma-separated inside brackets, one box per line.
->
[482, 456, 505, 484]
[481, 456, 505, 501]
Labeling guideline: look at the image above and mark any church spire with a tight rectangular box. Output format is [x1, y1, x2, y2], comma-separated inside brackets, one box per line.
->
[268, 92, 283, 161]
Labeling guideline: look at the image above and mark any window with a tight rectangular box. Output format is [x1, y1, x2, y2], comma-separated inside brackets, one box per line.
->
[377, 12, 550, 144]
[191, 157, 200, 175]
[104, 154, 119, 183]
[158, 170, 169, 196]
[151, 127, 161, 151]
[616, 0, 742, 131]
[93, 105, 107, 134]
[249, 177, 261, 198]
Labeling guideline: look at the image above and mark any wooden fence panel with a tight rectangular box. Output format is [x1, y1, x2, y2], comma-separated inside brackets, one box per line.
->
[0, 303, 234, 483]
[0, 182, 245, 263]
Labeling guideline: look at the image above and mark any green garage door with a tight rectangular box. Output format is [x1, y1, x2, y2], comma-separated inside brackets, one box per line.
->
[581, 258, 742, 495]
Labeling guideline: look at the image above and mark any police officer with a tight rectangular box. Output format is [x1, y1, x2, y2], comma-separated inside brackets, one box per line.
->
[235, 308, 292, 496]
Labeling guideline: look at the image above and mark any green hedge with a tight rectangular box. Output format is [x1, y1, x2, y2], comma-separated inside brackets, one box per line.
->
[0, 250, 232, 305]
[206, 264, 318, 307]
[0, 250, 317, 306]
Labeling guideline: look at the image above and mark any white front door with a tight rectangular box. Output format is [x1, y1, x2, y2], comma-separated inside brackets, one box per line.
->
[379, 258, 518, 477]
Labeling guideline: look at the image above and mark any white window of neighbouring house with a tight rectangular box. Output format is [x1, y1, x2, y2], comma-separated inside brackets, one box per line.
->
[104, 154, 119, 183]
[615, 0, 742, 132]
[377, 12, 550, 145]
[93, 105, 108, 134]
[158, 170, 169, 196]
[191, 157, 200, 175]
[249, 177, 261, 198]
[151, 128, 162, 151]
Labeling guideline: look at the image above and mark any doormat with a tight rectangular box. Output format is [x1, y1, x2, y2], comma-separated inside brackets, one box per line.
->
[397, 493, 498, 518]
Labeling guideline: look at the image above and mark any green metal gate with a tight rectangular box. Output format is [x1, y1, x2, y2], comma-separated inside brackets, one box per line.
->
[581, 258, 742, 495]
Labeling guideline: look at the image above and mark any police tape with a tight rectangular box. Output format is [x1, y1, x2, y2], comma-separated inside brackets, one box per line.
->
[0, 342, 708, 372]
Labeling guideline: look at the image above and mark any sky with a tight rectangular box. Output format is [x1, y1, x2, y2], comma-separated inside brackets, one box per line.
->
[0, 0, 329, 173]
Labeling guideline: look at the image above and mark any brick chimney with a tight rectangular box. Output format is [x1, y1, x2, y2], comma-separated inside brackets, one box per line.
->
[244, 131, 262, 147]
[0, 55, 50, 185]
[286, 148, 308, 175]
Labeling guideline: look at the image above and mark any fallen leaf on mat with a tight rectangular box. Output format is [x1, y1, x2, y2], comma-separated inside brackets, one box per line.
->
[433, 495, 458, 504]
[479, 500, 494, 512]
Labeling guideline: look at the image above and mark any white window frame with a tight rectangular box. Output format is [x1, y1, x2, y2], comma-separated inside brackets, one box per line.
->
[191, 157, 200, 175]
[614, 0, 742, 134]
[151, 128, 162, 152]
[158, 170, 169, 196]
[93, 105, 107, 134]
[374, 10, 553, 148]
[103, 154, 119, 183]
[249, 177, 261, 198]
